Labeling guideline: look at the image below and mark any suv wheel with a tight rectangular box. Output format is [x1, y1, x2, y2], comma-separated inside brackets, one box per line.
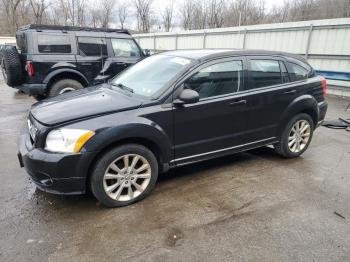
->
[49, 79, 83, 97]
[90, 144, 158, 207]
[274, 113, 314, 158]
[1, 46, 23, 86]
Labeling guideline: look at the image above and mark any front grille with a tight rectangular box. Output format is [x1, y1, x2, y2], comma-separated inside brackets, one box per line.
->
[27, 118, 38, 142]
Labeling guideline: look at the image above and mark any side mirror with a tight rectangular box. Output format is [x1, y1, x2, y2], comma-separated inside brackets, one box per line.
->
[174, 89, 199, 105]
[143, 49, 151, 57]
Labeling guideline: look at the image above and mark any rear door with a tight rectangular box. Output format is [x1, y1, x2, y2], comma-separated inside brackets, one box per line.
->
[103, 37, 143, 78]
[75, 36, 108, 85]
[243, 56, 297, 141]
[173, 57, 248, 163]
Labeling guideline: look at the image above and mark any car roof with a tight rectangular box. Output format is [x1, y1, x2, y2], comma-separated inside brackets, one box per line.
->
[163, 49, 308, 63]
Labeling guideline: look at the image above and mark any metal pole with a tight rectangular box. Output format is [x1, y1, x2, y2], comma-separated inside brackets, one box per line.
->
[175, 34, 178, 50]
[305, 24, 313, 59]
[203, 32, 206, 49]
[153, 34, 156, 53]
[242, 29, 247, 49]
[238, 12, 242, 49]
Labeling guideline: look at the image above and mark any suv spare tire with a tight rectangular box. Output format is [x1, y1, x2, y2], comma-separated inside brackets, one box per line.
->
[1, 46, 23, 86]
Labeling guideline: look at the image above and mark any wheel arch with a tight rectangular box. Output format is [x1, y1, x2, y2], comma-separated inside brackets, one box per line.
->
[277, 95, 319, 137]
[44, 69, 89, 90]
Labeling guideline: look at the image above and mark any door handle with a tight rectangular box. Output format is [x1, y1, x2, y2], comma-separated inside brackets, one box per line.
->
[283, 89, 297, 95]
[229, 99, 247, 106]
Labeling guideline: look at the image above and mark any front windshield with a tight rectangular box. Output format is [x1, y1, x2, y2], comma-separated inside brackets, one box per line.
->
[110, 54, 191, 97]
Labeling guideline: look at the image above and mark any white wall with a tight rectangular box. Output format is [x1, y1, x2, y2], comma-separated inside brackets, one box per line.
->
[134, 18, 350, 73]
[0, 37, 16, 45]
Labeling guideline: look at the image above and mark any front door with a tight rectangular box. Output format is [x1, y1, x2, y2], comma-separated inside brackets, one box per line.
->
[75, 36, 108, 84]
[173, 57, 248, 164]
[103, 38, 143, 78]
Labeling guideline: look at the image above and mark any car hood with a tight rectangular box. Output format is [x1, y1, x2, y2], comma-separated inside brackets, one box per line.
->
[31, 85, 143, 126]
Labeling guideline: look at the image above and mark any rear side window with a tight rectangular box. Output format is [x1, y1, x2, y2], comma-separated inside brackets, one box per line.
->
[78, 37, 107, 56]
[250, 60, 282, 89]
[185, 60, 243, 99]
[111, 38, 141, 57]
[289, 62, 308, 81]
[38, 35, 71, 53]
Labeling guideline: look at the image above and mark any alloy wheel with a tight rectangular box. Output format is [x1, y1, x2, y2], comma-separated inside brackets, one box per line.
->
[103, 154, 151, 201]
[288, 120, 311, 153]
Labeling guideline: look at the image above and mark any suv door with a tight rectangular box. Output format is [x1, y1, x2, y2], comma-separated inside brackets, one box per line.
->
[102, 38, 143, 79]
[75, 36, 108, 84]
[173, 57, 248, 163]
[243, 56, 297, 141]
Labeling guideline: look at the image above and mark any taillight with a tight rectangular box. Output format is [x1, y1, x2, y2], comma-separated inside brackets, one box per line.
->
[320, 76, 326, 97]
[26, 61, 35, 77]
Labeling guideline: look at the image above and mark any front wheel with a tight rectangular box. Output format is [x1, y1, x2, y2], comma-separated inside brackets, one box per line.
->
[48, 79, 83, 97]
[90, 144, 158, 207]
[274, 113, 314, 158]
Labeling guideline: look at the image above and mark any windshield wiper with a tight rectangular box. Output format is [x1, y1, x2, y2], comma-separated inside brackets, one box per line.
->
[110, 83, 134, 93]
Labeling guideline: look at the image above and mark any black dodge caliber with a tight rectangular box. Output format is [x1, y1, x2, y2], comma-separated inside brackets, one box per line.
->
[18, 49, 328, 207]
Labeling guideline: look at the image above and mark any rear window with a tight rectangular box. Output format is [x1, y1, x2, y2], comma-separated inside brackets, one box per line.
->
[250, 60, 283, 89]
[78, 37, 107, 56]
[38, 35, 71, 53]
[289, 62, 309, 81]
[111, 38, 141, 57]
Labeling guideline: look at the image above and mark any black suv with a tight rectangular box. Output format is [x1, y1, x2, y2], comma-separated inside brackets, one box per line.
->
[1, 24, 144, 99]
[18, 49, 328, 207]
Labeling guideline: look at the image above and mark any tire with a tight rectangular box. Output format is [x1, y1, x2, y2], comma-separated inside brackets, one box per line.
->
[48, 79, 83, 97]
[90, 144, 159, 207]
[274, 113, 314, 158]
[1, 46, 23, 86]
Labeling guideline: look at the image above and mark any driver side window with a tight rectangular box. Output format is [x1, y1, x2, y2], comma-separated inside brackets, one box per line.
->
[185, 60, 243, 99]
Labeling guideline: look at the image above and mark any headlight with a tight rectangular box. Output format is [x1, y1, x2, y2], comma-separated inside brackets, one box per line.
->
[45, 128, 95, 153]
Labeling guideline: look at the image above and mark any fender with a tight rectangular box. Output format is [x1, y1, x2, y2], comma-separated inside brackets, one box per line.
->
[43, 67, 89, 86]
[81, 118, 173, 166]
[277, 94, 319, 135]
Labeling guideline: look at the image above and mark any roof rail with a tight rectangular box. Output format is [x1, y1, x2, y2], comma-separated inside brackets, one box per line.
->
[19, 24, 130, 35]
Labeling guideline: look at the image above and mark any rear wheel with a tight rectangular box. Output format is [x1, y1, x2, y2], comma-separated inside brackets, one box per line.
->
[274, 113, 314, 158]
[90, 144, 158, 207]
[48, 79, 83, 97]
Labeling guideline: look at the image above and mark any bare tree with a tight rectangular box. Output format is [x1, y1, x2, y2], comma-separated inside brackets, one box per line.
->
[90, 8, 102, 28]
[207, 0, 225, 28]
[118, 2, 128, 29]
[1, 0, 23, 34]
[135, 0, 153, 33]
[101, 0, 116, 29]
[161, 1, 173, 31]
[192, 0, 208, 29]
[30, 0, 50, 24]
[179, 0, 194, 30]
